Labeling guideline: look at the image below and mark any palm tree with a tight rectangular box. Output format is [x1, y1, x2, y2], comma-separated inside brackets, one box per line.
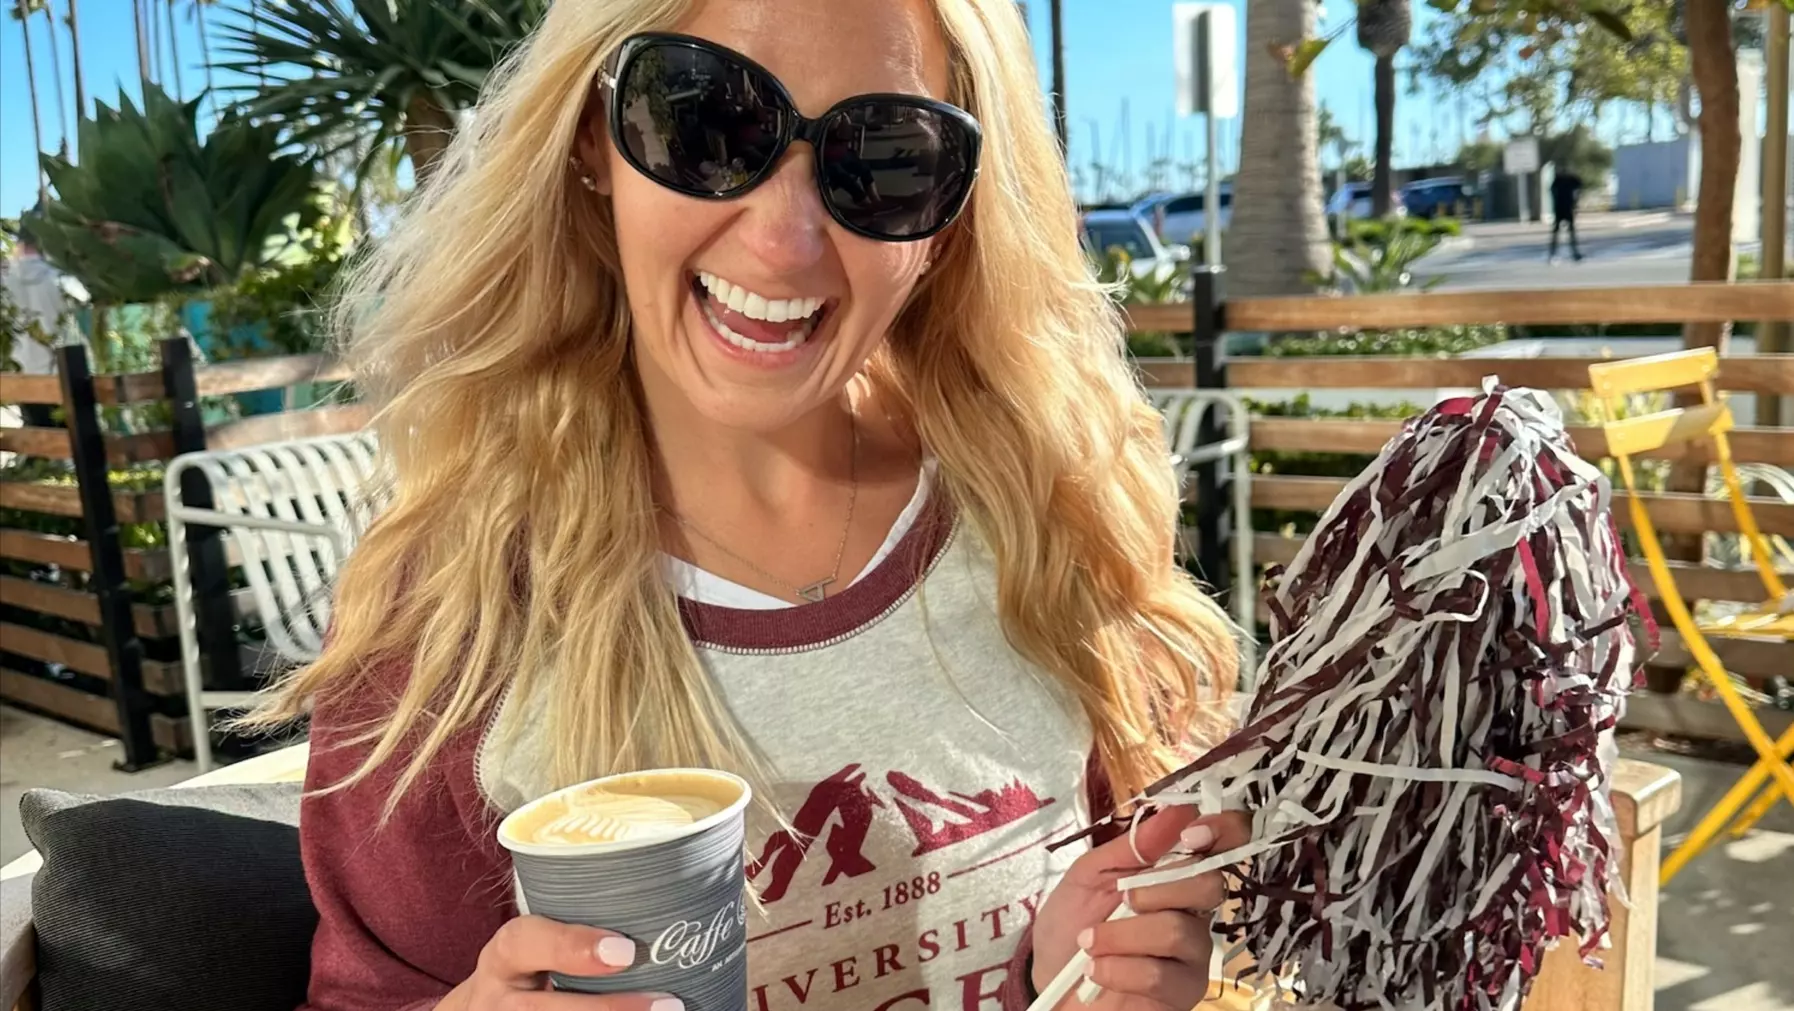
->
[9, 0, 48, 204]
[132, 0, 150, 81]
[1049, 0, 1066, 150]
[1356, 0, 1411, 218]
[147, 0, 164, 84]
[247, 0, 264, 86]
[162, 0, 183, 99]
[1317, 103, 1352, 166]
[188, 0, 217, 109]
[39, 0, 69, 155]
[63, 0, 84, 122]
[217, 0, 548, 185]
[1228, 0, 1330, 297]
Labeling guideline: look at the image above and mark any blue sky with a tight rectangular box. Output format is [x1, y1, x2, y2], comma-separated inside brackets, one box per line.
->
[0, 0, 1661, 221]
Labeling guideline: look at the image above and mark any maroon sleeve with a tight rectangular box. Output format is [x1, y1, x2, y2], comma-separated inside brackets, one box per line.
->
[999, 752, 1120, 1011]
[297, 667, 516, 1011]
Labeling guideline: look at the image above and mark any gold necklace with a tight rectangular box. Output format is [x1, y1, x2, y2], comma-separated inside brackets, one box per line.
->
[667, 416, 860, 604]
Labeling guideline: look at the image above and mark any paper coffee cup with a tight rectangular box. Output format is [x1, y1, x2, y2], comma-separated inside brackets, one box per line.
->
[498, 768, 752, 1009]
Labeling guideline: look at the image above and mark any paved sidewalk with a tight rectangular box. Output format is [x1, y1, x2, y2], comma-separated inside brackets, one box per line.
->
[1649, 749, 1794, 1011]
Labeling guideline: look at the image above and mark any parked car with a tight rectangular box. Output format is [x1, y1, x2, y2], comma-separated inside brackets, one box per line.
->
[1133, 186, 1233, 248]
[1080, 209, 1190, 282]
[1399, 176, 1475, 219]
[1325, 182, 1408, 222]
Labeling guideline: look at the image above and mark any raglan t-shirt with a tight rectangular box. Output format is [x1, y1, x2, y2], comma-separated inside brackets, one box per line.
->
[296, 487, 1112, 1011]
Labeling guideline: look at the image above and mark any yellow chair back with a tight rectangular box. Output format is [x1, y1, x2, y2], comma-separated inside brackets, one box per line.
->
[1587, 348, 1786, 603]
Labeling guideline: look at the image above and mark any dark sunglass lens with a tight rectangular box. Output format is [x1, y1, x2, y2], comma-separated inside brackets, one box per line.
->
[616, 41, 787, 195]
[820, 104, 974, 239]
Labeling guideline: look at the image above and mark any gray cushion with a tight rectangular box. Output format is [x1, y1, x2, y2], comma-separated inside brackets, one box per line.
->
[20, 784, 315, 1011]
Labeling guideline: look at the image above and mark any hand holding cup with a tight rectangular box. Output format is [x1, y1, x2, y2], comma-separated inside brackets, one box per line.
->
[438, 916, 680, 1011]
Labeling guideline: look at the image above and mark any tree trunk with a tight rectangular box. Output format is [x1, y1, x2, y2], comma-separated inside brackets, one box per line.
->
[1049, 0, 1066, 152]
[1371, 54, 1397, 218]
[18, 2, 48, 205]
[403, 95, 459, 185]
[163, 0, 181, 98]
[1683, 0, 1739, 352]
[132, 0, 149, 82]
[63, 0, 83, 122]
[194, 0, 215, 109]
[1648, 0, 1743, 650]
[41, 0, 69, 155]
[148, 0, 163, 84]
[1227, 0, 1330, 298]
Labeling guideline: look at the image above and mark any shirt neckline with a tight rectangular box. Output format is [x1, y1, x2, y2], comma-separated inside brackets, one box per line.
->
[677, 486, 956, 653]
[662, 461, 936, 611]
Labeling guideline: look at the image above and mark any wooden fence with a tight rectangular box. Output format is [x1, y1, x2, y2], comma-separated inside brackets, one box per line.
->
[1131, 276, 1794, 744]
[0, 338, 364, 768]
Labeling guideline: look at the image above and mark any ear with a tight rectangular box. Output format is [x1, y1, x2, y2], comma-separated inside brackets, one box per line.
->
[573, 108, 613, 196]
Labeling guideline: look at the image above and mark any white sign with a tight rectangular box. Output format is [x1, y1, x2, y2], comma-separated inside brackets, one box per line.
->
[1174, 3, 1239, 119]
[1503, 137, 1541, 175]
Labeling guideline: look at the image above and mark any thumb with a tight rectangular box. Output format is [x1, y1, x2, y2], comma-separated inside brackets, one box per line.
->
[1066, 804, 1197, 885]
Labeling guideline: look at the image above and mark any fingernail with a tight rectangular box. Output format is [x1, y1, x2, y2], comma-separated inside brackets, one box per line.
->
[1076, 928, 1094, 950]
[596, 936, 636, 967]
[650, 999, 684, 1011]
[1181, 823, 1215, 851]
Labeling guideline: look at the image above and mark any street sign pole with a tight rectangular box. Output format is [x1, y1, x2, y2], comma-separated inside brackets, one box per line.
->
[1206, 104, 1222, 265]
[1504, 137, 1540, 224]
[1178, 4, 1236, 265]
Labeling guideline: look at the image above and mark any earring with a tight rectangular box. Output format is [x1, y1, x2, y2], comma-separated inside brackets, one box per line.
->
[569, 156, 598, 192]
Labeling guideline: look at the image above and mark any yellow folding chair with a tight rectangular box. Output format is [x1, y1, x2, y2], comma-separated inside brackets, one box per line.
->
[1587, 348, 1794, 886]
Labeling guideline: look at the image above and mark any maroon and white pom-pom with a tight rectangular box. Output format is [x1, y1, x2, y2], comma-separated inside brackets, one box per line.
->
[1037, 382, 1654, 1011]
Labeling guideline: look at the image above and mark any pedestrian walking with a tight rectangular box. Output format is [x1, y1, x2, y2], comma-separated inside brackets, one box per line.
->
[1549, 165, 1584, 262]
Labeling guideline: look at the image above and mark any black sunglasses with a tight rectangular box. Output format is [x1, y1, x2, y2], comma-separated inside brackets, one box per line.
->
[600, 32, 982, 242]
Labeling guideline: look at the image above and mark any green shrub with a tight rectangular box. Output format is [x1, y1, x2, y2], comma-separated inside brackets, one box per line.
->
[1342, 216, 1463, 247]
[1244, 395, 1421, 534]
[1267, 323, 1506, 358]
[1092, 246, 1192, 358]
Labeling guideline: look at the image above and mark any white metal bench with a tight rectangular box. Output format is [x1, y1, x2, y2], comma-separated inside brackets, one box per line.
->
[164, 433, 383, 771]
[1146, 388, 1255, 635]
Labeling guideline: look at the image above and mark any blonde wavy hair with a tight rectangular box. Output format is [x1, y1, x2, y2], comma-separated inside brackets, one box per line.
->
[258, 0, 1238, 812]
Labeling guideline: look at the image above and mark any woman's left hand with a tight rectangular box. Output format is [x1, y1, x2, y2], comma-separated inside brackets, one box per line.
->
[1029, 806, 1252, 1010]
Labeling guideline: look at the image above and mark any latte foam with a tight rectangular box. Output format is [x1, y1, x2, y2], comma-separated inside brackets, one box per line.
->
[502, 772, 738, 849]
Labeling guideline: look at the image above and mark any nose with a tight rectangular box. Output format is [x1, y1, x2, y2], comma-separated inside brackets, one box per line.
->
[732, 147, 830, 275]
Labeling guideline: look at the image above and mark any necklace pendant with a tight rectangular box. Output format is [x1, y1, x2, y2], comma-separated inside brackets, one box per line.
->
[796, 578, 834, 603]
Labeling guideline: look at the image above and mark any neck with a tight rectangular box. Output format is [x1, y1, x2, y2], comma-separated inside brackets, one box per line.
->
[637, 365, 859, 517]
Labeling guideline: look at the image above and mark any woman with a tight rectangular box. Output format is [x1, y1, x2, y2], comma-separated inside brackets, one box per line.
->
[268, 0, 1247, 1008]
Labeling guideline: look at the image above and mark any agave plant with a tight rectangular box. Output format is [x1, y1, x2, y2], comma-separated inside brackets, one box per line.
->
[214, 0, 549, 184]
[22, 82, 323, 304]
[1311, 230, 1443, 295]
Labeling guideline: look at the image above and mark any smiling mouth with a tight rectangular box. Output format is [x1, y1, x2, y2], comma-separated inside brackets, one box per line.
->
[691, 271, 831, 354]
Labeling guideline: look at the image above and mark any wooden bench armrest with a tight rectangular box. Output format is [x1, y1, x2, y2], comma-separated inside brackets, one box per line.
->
[1612, 757, 1683, 838]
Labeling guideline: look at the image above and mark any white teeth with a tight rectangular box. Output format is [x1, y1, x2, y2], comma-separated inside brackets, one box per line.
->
[696, 271, 825, 324]
[700, 299, 818, 353]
